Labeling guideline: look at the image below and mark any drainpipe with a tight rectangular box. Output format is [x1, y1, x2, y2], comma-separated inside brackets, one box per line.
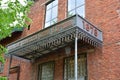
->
[75, 29, 78, 80]
[7, 54, 12, 80]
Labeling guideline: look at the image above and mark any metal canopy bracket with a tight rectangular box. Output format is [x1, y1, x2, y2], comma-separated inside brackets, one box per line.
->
[6, 14, 103, 60]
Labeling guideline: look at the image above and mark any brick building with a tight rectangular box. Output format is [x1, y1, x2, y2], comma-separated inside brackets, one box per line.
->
[0, 0, 120, 80]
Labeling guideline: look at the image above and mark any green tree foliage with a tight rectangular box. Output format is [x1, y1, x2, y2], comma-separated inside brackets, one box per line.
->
[0, 0, 33, 63]
[0, 76, 7, 80]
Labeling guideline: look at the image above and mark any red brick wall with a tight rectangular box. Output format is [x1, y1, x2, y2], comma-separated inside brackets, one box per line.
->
[86, 0, 120, 80]
[1, 56, 32, 80]
[0, 0, 120, 80]
[58, 0, 67, 21]
[21, 0, 46, 37]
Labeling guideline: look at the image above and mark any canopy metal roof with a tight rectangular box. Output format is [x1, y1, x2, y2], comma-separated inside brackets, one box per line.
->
[7, 14, 103, 60]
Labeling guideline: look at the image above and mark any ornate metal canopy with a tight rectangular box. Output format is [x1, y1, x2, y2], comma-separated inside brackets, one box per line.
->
[7, 14, 103, 60]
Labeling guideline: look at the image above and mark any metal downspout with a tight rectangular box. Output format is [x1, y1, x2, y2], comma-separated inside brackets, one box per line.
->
[7, 54, 12, 80]
[75, 29, 78, 80]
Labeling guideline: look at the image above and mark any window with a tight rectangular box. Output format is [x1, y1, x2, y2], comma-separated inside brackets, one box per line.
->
[68, 0, 85, 17]
[45, 0, 58, 28]
[38, 62, 54, 80]
[28, 25, 31, 30]
[64, 54, 87, 80]
[0, 63, 4, 73]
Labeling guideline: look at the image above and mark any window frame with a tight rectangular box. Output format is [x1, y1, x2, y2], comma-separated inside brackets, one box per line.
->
[63, 54, 88, 80]
[38, 61, 55, 80]
[44, 0, 58, 28]
[67, 0, 85, 17]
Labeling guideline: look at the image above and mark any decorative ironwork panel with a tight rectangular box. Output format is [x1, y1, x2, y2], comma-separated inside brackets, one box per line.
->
[39, 62, 54, 80]
[7, 15, 75, 54]
[6, 14, 103, 60]
[64, 54, 87, 80]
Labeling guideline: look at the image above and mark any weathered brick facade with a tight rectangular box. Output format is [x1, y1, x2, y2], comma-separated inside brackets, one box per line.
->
[0, 0, 120, 80]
